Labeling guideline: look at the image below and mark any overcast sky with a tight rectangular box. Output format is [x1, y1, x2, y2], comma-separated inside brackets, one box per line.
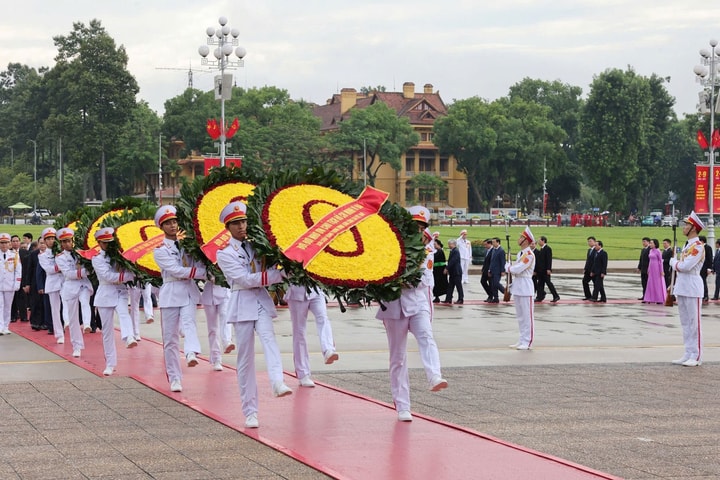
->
[3, 0, 720, 117]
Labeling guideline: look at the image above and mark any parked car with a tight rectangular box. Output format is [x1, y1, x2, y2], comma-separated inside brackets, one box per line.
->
[29, 209, 52, 217]
[641, 215, 656, 226]
[661, 215, 677, 227]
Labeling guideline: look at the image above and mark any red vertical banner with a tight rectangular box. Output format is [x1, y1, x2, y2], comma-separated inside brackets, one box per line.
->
[695, 165, 709, 213]
[542, 193, 548, 215]
[714, 166, 720, 214]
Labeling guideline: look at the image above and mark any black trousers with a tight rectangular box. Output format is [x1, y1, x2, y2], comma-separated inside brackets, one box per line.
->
[11, 290, 28, 321]
[490, 274, 505, 301]
[582, 271, 593, 299]
[480, 273, 492, 297]
[592, 275, 606, 301]
[445, 275, 464, 302]
[536, 272, 558, 300]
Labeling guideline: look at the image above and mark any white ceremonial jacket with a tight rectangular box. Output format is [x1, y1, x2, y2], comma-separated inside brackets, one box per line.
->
[56, 250, 93, 299]
[0, 250, 22, 292]
[199, 278, 230, 306]
[38, 249, 64, 293]
[153, 238, 206, 308]
[672, 237, 704, 298]
[216, 237, 284, 322]
[91, 250, 135, 307]
[508, 247, 536, 297]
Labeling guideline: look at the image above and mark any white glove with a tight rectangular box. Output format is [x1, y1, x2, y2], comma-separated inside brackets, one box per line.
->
[505, 262, 511, 272]
[669, 257, 677, 269]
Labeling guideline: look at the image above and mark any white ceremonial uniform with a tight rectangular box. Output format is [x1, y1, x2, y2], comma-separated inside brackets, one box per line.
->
[129, 282, 155, 338]
[508, 246, 536, 349]
[92, 250, 135, 370]
[39, 250, 64, 342]
[199, 278, 229, 366]
[0, 250, 22, 333]
[216, 237, 287, 418]
[56, 250, 94, 352]
[153, 238, 206, 385]
[284, 284, 337, 380]
[671, 237, 704, 363]
[457, 235, 472, 284]
[376, 244, 444, 414]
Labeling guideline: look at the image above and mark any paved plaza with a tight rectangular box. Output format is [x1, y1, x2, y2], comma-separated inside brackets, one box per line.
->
[1, 265, 719, 479]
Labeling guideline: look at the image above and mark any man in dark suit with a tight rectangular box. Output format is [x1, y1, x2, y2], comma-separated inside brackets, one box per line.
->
[699, 235, 713, 302]
[480, 239, 493, 302]
[443, 239, 463, 304]
[488, 237, 506, 303]
[582, 236, 596, 300]
[712, 240, 720, 300]
[637, 237, 651, 300]
[591, 240, 608, 302]
[535, 235, 560, 303]
[662, 238, 673, 289]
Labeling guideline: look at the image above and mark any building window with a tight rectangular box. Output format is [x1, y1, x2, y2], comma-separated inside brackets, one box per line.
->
[439, 157, 449, 176]
[405, 156, 415, 175]
[418, 150, 435, 172]
[421, 132, 434, 142]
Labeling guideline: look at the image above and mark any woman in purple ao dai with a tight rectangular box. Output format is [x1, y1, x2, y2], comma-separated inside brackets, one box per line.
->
[643, 239, 667, 304]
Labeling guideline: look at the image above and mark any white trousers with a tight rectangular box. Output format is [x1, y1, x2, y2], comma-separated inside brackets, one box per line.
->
[97, 301, 134, 369]
[47, 291, 63, 341]
[287, 295, 336, 379]
[129, 284, 154, 336]
[0, 290, 14, 331]
[232, 304, 285, 417]
[461, 258, 471, 283]
[677, 295, 702, 362]
[62, 288, 92, 351]
[202, 303, 223, 364]
[160, 304, 201, 383]
[514, 295, 535, 348]
[383, 310, 442, 412]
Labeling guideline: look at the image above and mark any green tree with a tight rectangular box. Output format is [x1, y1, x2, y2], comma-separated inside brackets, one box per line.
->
[406, 173, 447, 204]
[508, 78, 584, 211]
[577, 67, 666, 213]
[433, 97, 503, 211]
[161, 88, 216, 156]
[329, 102, 420, 186]
[44, 19, 139, 201]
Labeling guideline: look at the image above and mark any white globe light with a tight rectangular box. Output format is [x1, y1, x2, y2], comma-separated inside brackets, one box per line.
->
[206, 27, 215, 37]
[198, 45, 210, 57]
[219, 16, 228, 26]
[213, 47, 222, 60]
[694, 65, 708, 77]
[231, 28, 240, 38]
[700, 48, 710, 58]
[711, 38, 719, 48]
[235, 46, 247, 59]
[221, 25, 231, 36]
[222, 44, 233, 56]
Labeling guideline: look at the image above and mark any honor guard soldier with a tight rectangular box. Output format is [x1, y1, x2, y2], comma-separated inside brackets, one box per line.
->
[506, 227, 536, 350]
[376, 206, 447, 422]
[0, 233, 22, 335]
[38, 228, 65, 343]
[91, 227, 137, 376]
[669, 211, 705, 367]
[283, 280, 339, 388]
[215, 201, 292, 429]
[198, 275, 230, 372]
[152, 205, 207, 393]
[55, 227, 94, 358]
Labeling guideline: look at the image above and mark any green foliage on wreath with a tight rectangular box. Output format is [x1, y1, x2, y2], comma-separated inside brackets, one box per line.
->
[247, 166, 425, 310]
[99, 206, 164, 287]
[175, 166, 262, 287]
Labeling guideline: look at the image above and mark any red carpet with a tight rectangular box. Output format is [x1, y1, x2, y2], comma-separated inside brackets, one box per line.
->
[12, 322, 619, 480]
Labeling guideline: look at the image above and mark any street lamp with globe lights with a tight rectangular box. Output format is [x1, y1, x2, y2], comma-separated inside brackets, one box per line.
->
[694, 39, 720, 247]
[198, 16, 246, 167]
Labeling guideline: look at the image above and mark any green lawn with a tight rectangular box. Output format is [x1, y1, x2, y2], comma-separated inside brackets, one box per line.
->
[4, 222, 680, 262]
[0, 224, 46, 241]
[431, 224, 683, 261]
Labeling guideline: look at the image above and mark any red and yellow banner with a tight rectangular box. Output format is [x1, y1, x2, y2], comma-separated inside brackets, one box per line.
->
[283, 186, 389, 267]
[694, 165, 720, 214]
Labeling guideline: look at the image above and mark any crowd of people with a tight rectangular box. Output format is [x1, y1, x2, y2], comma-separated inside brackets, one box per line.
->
[3, 205, 709, 430]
